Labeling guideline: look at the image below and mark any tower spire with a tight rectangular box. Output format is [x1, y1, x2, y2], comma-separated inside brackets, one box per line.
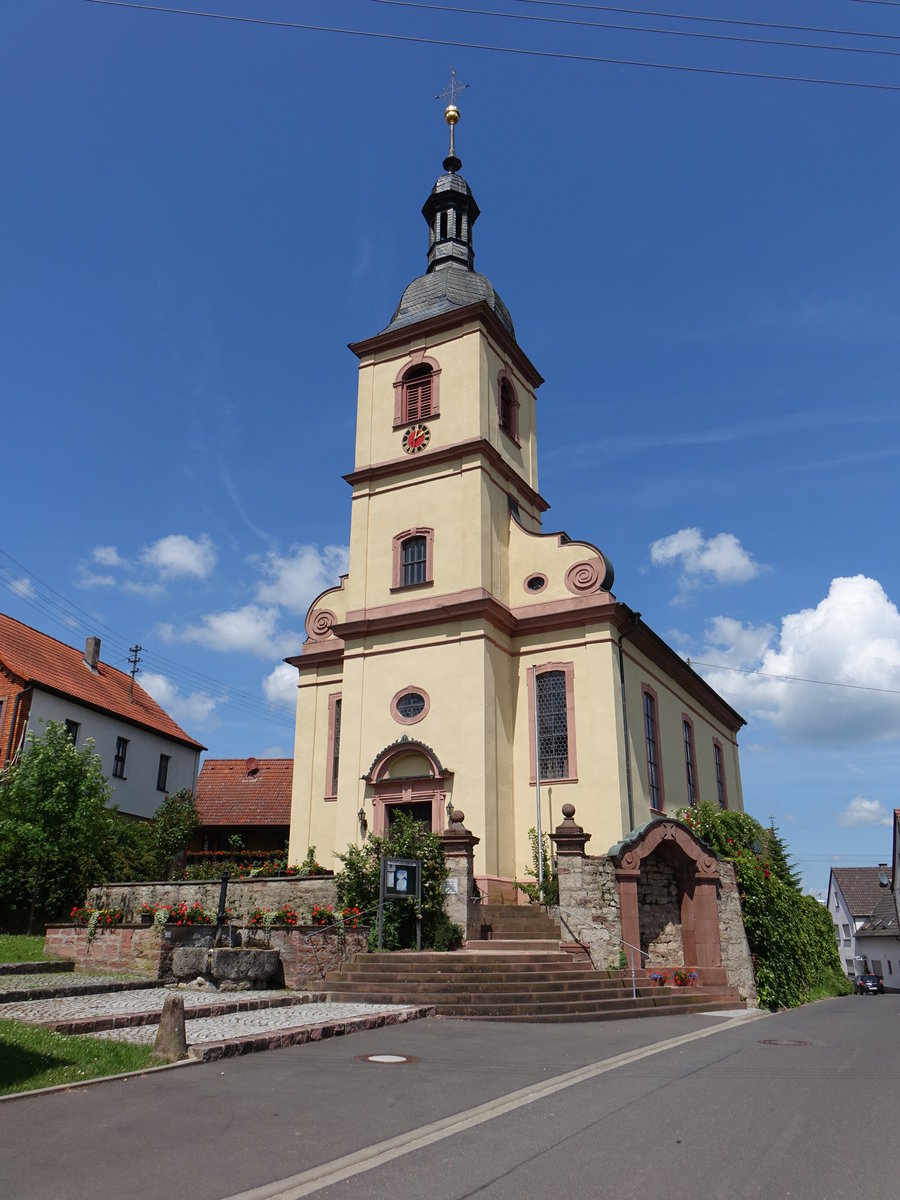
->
[436, 68, 468, 173]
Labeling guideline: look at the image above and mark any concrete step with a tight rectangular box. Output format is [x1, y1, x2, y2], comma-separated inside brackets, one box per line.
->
[323, 988, 743, 1019]
[464, 939, 565, 953]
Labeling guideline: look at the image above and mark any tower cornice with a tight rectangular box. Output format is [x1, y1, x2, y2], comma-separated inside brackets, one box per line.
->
[349, 300, 543, 389]
[342, 434, 550, 514]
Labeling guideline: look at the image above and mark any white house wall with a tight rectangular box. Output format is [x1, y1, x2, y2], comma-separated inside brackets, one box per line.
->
[26, 690, 200, 820]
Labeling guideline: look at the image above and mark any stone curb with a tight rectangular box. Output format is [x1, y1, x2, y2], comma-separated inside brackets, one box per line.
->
[0, 1057, 200, 1105]
[190, 1005, 436, 1062]
[0, 978, 161, 1004]
[0, 961, 74, 976]
[46, 992, 329, 1035]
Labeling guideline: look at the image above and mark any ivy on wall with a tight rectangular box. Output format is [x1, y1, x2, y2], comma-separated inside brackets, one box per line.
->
[678, 802, 852, 1010]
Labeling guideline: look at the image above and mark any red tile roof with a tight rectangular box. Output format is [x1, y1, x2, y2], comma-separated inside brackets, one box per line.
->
[0, 612, 204, 750]
[195, 759, 293, 826]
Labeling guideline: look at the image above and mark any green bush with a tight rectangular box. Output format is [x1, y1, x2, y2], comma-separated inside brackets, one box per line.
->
[335, 813, 462, 951]
[678, 802, 851, 1010]
[515, 827, 559, 905]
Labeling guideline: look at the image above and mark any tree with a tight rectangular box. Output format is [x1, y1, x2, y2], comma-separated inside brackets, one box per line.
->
[678, 801, 851, 1009]
[0, 721, 116, 933]
[335, 813, 462, 951]
[153, 788, 201, 877]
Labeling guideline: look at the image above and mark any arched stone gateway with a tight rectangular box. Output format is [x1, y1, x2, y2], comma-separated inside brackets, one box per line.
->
[609, 819, 722, 969]
[363, 737, 451, 835]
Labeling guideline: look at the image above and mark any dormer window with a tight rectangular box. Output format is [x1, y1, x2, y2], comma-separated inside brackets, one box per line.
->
[393, 355, 442, 428]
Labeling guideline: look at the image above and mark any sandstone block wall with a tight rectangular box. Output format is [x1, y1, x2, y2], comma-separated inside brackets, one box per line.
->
[637, 859, 684, 966]
[86, 876, 338, 919]
[716, 861, 757, 1003]
[554, 855, 622, 970]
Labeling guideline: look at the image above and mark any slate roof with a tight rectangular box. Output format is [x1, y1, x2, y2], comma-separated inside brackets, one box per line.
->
[855, 891, 899, 938]
[195, 758, 292, 826]
[386, 263, 516, 339]
[830, 867, 891, 918]
[0, 612, 204, 750]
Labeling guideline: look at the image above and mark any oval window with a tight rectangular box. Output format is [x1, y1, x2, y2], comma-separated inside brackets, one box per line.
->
[525, 574, 547, 593]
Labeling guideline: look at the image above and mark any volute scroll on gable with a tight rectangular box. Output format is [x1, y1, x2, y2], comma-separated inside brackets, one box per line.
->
[303, 575, 349, 645]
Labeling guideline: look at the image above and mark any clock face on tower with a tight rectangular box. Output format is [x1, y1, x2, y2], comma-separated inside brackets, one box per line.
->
[402, 424, 431, 454]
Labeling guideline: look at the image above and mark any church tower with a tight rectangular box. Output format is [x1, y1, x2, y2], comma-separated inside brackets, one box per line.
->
[288, 96, 745, 897]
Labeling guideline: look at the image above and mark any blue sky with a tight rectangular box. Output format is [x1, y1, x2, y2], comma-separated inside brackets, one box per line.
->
[2, 1, 899, 895]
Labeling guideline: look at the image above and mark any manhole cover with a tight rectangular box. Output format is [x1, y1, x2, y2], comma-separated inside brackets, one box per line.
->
[357, 1054, 418, 1064]
[759, 1039, 811, 1046]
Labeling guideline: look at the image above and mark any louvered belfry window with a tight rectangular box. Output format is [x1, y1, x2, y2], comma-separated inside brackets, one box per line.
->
[403, 364, 433, 423]
[537, 670, 569, 780]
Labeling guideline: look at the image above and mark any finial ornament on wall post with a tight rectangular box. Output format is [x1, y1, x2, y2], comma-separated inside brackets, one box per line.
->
[435, 67, 469, 172]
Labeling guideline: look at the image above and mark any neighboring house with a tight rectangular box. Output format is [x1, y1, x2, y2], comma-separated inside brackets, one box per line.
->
[828, 846, 900, 988]
[288, 106, 746, 894]
[193, 758, 291, 853]
[0, 612, 204, 819]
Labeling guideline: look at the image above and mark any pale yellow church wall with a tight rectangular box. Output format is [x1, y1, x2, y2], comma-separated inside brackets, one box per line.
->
[621, 644, 744, 821]
[354, 325, 537, 486]
[289, 660, 343, 862]
[507, 516, 608, 609]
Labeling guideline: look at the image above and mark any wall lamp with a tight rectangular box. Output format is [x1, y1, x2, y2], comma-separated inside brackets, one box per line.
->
[358, 806, 368, 837]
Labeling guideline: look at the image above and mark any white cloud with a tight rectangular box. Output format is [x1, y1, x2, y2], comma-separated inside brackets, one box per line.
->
[837, 796, 893, 828]
[141, 534, 217, 580]
[699, 575, 900, 744]
[650, 527, 762, 591]
[159, 603, 299, 658]
[75, 572, 116, 589]
[255, 544, 349, 616]
[263, 662, 299, 711]
[140, 671, 221, 728]
[9, 577, 36, 600]
[92, 545, 123, 567]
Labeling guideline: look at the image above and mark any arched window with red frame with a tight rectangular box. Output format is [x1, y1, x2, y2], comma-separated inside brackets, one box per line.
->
[393, 356, 442, 428]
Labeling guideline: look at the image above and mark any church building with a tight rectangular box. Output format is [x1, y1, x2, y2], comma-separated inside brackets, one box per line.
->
[288, 100, 745, 899]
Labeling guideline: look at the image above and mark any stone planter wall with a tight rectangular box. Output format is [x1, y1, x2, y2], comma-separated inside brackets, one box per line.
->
[44, 921, 368, 989]
[86, 876, 337, 919]
[246, 926, 369, 989]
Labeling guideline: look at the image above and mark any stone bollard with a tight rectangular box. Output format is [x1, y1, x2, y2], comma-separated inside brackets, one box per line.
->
[152, 993, 188, 1063]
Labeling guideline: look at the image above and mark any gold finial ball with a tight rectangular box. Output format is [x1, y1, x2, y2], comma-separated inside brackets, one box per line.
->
[444, 103, 460, 126]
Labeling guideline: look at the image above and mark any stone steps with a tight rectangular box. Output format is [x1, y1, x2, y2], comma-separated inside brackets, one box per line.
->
[323, 951, 744, 1021]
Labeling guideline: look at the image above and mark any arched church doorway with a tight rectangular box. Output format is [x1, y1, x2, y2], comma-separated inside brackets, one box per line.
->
[363, 738, 451, 836]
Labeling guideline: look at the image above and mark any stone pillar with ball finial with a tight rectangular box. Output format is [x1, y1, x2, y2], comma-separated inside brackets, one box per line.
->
[439, 809, 481, 943]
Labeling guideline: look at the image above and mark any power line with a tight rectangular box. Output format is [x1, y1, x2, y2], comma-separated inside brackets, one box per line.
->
[508, 0, 900, 43]
[82, 1, 900, 92]
[362, 0, 900, 60]
[688, 658, 900, 697]
[0, 548, 297, 730]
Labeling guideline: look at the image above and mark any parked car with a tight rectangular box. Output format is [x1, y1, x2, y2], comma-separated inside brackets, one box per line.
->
[855, 973, 881, 995]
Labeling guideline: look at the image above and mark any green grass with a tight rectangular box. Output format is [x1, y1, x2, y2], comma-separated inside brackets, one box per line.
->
[0, 1019, 156, 1096]
[0, 935, 50, 964]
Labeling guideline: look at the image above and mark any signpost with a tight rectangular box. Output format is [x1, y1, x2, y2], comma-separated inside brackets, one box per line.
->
[378, 856, 422, 950]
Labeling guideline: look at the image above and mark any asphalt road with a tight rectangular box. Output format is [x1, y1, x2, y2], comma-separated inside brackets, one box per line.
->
[1, 995, 897, 1200]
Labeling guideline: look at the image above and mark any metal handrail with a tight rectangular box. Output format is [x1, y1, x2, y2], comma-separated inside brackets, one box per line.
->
[552, 904, 598, 971]
[620, 938, 651, 1000]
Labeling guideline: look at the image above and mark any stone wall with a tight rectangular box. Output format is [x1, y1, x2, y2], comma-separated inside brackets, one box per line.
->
[637, 858, 684, 966]
[86, 876, 338, 920]
[44, 920, 366, 990]
[554, 854, 622, 970]
[716, 861, 757, 1003]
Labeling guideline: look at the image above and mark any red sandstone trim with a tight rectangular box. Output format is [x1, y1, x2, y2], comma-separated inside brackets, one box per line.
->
[349, 299, 543, 389]
[324, 692, 342, 799]
[344, 436, 549, 514]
